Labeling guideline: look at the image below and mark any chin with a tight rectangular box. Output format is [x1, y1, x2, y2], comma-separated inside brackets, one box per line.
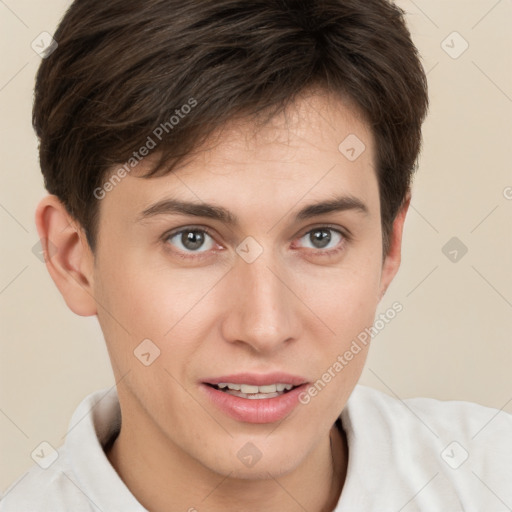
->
[221, 463, 296, 481]
[204, 444, 302, 480]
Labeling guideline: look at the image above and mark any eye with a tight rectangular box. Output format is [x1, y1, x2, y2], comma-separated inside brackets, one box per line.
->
[162, 225, 349, 260]
[296, 227, 347, 254]
[164, 227, 216, 255]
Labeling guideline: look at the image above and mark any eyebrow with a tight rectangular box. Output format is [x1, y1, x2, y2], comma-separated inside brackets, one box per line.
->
[137, 194, 369, 226]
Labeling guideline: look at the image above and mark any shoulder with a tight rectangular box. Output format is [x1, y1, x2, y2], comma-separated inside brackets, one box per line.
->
[338, 384, 512, 510]
[348, 383, 512, 431]
[1, 386, 125, 512]
[0, 444, 94, 511]
[347, 384, 512, 443]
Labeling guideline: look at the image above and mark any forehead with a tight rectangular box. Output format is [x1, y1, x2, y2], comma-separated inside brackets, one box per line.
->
[100, 90, 378, 229]
[173, 90, 374, 173]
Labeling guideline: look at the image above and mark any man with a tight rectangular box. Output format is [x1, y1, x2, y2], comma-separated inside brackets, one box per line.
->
[2, 0, 511, 510]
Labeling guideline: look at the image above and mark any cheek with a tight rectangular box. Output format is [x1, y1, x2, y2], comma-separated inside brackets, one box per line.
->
[97, 245, 203, 331]
[92, 247, 172, 368]
[300, 272, 377, 422]
[294, 246, 382, 400]
[304, 255, 382, 336]
[95, 251, 228, 375]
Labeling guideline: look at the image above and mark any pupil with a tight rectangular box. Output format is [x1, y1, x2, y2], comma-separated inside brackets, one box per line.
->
[182, 230, 204, 250]
[311, 229, 331, 249]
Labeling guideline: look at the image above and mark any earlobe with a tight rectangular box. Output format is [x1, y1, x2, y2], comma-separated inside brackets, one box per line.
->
[34, 195, 97, 317]
[378, 192, 411, 300]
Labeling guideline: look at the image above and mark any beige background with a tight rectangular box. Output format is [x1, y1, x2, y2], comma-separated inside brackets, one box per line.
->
[1, 0, 511, 493]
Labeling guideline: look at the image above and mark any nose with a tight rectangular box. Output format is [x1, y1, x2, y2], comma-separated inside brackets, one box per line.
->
[220, 249, 301, 354]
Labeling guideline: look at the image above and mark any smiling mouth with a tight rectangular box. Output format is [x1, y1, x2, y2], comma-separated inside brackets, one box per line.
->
[206, 382, 300, 399]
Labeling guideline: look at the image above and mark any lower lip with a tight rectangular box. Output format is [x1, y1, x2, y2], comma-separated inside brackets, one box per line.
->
[200, 383, 308, 424]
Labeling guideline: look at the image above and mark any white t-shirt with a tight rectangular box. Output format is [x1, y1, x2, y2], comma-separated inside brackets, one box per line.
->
[1, 384, 511, 511]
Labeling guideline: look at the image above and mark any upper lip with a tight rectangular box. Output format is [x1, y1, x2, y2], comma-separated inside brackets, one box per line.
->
[203, 372, 308, 387]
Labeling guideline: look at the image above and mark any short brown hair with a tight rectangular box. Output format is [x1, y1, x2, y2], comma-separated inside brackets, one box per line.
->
[33, 0, 429, 257]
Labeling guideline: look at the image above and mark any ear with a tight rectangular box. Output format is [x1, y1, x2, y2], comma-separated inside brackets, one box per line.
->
[34, 194, 97, 316]
[378, 191, 411, 300]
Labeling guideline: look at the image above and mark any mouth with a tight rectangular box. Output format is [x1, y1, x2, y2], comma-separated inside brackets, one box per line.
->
[204, 382, 301, 399]
[200, 373, 309, 423]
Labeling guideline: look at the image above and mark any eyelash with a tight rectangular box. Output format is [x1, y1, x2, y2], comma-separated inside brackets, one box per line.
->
[161, 225, 351, 260]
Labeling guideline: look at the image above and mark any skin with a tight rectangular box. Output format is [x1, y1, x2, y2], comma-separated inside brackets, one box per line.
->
[35, 88, 410, 512]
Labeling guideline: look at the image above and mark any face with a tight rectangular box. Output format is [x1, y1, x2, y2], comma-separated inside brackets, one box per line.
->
[82, 90, 404, 478]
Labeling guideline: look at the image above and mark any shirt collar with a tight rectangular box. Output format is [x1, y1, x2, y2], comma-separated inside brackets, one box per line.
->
[65, 386, 148, 511]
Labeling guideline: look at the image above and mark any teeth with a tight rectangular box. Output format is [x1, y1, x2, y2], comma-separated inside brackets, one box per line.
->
[240, 384, 259, 393]
[246, 392, 280, 399]
[214, 382, 295, 393]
